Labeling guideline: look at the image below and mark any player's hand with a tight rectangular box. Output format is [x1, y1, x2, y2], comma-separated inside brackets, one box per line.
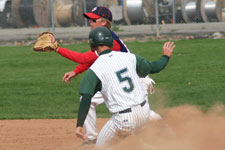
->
[162, 41, 175, 57]
[76, 127, 87, 140]
[62, 71, 76, 84]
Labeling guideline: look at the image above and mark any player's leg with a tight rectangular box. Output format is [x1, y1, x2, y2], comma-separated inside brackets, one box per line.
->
[96, 113, 134, 147]
[149, 110, 162, 120]
[142, 99, 162, 120]
[83, 103, 97, 143]
[132, 102, 151, 128]
[96, 117, 116, 147]
[96, 102, 151, 147]
[83, 92, 104, 143]
[96, 112, 135, 147]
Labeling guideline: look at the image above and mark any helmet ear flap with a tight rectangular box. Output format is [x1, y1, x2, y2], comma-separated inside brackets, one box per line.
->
[89, 38, 94, 46]
[88, 38, 95, 52]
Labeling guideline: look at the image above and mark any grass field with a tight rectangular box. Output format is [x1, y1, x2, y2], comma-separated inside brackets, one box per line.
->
[0, 39, 224, 119]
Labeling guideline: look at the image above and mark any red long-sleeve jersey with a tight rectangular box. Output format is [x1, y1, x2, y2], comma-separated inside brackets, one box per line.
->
[57, 40, 121, 74]
[57, 31, 129, 74]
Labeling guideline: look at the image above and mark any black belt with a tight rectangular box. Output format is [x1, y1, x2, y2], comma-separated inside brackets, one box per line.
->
[119, 100, 146, 114]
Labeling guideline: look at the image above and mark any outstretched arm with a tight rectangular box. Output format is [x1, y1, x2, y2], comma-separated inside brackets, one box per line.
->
[151, 41, 175, 73]
[56, 47, 98, 64]
[59, 39, 123, 83]
[136, 41, 175, 77]
[56, 39, 122, 64]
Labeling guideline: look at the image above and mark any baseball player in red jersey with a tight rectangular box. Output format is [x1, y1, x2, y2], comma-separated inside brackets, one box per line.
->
[55, 6, 161, 144]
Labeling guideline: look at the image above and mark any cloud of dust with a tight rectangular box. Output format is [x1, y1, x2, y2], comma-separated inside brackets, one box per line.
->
[108, 105, 225, 150]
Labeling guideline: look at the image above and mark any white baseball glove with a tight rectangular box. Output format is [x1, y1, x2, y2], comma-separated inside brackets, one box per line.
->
[140, 76, 155, 94]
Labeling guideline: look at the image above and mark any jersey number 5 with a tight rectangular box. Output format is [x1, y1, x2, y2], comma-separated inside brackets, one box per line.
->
[116, 68, 134, 93]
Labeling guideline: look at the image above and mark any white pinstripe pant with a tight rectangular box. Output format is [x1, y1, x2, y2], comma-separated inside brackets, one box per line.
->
[96, 101, 150, 147]
[83, 76, 161, 141]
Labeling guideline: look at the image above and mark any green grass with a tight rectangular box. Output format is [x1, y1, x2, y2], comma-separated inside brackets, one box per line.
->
[0, 39, 224, 119]
[126, 39, 225, 111]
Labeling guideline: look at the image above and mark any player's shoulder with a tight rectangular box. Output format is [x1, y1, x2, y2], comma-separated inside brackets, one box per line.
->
[110, 31, 119, 39]
[112, 51, 135, 59]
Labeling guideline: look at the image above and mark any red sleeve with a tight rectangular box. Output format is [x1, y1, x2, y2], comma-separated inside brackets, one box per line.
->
[73, 63, 92, 74]
[73, 40, 122, 75]
[112, 40, 121, 51]
[61, 40, 122, 75]
[57, 47, 98, 64]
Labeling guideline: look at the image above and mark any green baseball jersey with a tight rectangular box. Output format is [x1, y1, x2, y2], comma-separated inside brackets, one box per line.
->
[90, 50, 148, 113]
[77, 50, 169, 126]
[77, 49, 169, 126]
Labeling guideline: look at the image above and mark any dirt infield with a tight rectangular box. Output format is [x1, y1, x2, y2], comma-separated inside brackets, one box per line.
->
[1, 105, 225, 150]
[0, 118, 108, 150]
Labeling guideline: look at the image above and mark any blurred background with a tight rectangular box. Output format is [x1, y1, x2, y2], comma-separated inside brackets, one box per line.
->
[0, 0, 225, 28]
[0, 0, 225, 44]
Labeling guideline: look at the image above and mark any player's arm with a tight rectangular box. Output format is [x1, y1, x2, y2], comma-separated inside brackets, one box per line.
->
[76, 70, 101, 127]
[73, 63, 92, 75]
[73, 40, 121, 74]
[57, 39, 120, 64]
[62, 63, 92, 84]
[66, 39, 121, 80]
[136, 41, 175, 77]
[56, 47, 98, 64]
[76, 70, 101, 140]
[136, 55, 169, 77]
[76, 94, 92, 127]
[62, 38, 122, 83]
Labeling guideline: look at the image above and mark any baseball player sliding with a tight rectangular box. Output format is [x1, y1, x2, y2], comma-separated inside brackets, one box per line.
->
[76, 26, 175, 147]
[55, 6, 161, 144]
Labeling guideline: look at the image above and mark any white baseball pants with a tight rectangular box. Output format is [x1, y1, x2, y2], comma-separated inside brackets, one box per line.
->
[83, 76, 161, 141]
[96, 100, 150, 146]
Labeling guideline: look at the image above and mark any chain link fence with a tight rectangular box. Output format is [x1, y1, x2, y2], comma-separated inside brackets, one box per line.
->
[0, 0, 225, 29]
